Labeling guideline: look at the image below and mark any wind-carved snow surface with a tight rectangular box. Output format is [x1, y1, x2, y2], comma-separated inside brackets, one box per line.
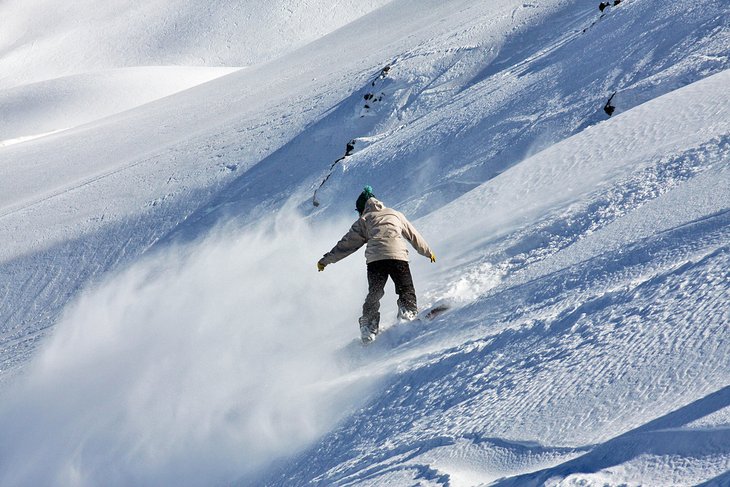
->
[0, 212, 379, 486]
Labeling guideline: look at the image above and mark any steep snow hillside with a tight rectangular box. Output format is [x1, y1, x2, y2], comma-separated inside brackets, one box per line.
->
[0, 66, 240, 145]
[0, 0, 728, 486]
[0, 0, 394, 88]
[0, 0, 392, 158]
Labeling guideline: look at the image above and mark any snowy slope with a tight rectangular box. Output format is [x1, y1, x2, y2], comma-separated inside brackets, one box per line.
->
[1, 0, 568, 371]
[0, 0, 393, 88]
[0, 67, 240, 145]
[264, 69, 729, 487]
[0, 0, 728, 486]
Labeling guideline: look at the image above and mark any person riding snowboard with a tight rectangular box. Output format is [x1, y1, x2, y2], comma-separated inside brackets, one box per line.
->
[317, 186, 436, 343]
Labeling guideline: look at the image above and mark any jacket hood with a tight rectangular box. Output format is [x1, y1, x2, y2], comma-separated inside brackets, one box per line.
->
[363, 197, 385, 214]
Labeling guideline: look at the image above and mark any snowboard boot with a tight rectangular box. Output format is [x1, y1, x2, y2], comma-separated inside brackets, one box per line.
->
[398, 306, 418, 322]
[359, 316, 379, 344]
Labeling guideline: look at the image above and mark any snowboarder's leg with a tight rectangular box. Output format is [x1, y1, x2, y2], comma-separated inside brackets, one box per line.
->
[390, 260, 417, 320]
[362, 261, 388, 333]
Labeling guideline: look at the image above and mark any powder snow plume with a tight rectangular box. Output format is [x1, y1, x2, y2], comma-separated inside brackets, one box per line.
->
[0, 210, 375, 486]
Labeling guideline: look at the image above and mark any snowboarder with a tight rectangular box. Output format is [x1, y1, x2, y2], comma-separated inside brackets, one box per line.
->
[317, 186, 436, 343]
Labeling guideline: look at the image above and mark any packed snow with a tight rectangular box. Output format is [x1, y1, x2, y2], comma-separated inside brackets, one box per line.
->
[0, 0, 728, 486]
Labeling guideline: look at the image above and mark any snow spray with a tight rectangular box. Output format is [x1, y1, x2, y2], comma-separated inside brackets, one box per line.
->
[0, 210, 375, 486]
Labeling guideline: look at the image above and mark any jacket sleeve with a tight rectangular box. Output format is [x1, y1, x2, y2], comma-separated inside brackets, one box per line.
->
[321, 219, 368, 265]
[400, 214, 433, 258]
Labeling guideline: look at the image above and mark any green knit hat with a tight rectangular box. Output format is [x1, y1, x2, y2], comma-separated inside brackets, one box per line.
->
[355, 185, 375, 215]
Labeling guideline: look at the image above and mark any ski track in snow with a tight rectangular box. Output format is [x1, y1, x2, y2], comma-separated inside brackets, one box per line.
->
[0, 0, 729, 485]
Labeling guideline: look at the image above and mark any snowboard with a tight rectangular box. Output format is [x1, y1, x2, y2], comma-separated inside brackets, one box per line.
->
[359, 300, 452, 345]
[336, 300, 454, 370]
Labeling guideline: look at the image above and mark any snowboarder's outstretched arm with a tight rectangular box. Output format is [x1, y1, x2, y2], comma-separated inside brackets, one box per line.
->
[318, 220, 367, 270]
[400, 215, 436, 262]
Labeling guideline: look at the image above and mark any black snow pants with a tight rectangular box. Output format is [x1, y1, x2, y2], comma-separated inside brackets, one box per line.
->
[361, 259, 417, 328]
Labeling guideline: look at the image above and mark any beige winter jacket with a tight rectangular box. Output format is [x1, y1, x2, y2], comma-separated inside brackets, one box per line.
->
[321, 198, 433, 265]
